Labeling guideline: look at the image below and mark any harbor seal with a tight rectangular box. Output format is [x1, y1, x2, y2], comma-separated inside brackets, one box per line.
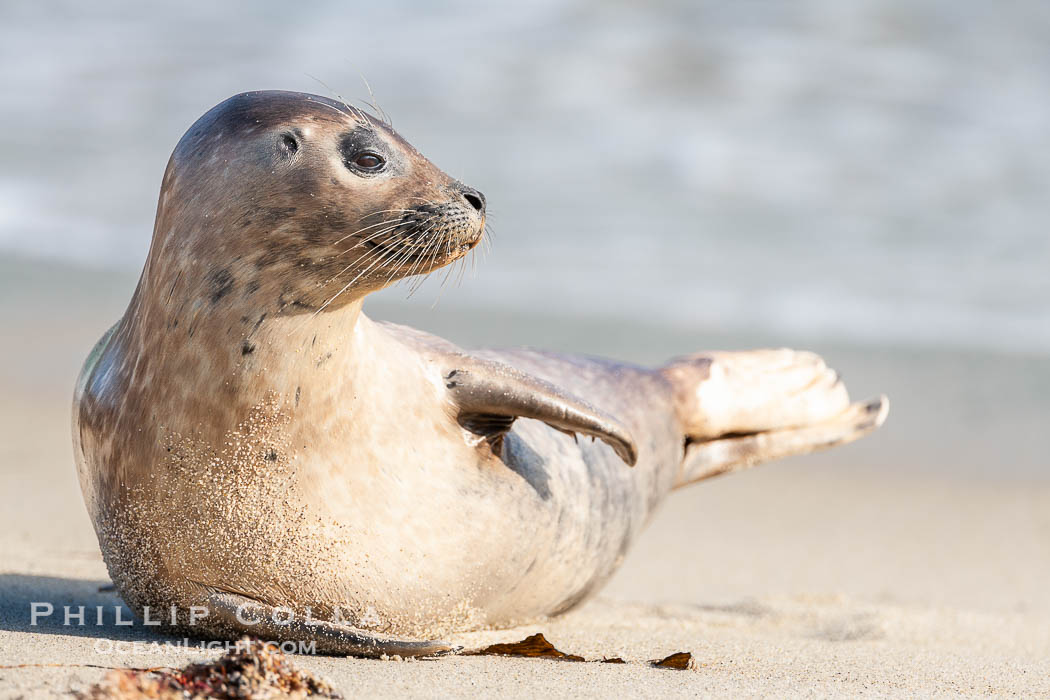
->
[72, 90, 888, 657]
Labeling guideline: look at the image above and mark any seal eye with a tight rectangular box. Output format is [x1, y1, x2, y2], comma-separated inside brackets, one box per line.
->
[352, 152, 385, 171]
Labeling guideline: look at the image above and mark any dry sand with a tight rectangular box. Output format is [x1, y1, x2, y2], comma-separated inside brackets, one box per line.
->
[1, 258, 1048, 698]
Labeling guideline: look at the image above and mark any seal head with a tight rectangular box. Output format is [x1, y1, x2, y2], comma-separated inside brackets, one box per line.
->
[154, 90, 485, 314]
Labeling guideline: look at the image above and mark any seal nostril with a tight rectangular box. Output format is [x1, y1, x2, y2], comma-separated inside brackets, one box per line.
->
[462, 189, 485, 213]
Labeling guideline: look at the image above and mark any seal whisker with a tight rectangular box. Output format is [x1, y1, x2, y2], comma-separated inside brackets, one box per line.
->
[404, 227, 445, 297]
[305, 73, 374, 130]
[430, 236, 456, 308]
[438, 234, 458, 289]
[322, 239, 400, 293]
[357, 209, 415, 220]
[385, 225, 432, 284]
[402, 221, 440, 281]
[310, 243, 407, 320]
[306, 92, 371, 128]
[443, 252, 459, 291]
[286, 245, 396, 335]
[396, 216, 442, 287]
[387, 247, 421, 289]
[452, 256, 466, 289]
[339, 209, 439, 253]
[446, 255, 465, 292]
[335, 222, 403, 248]
[334, 222, 414, 256]
[356, 218, 428, 249]
[375, 240, 423, 290]
[331, 216, 411, 248]
[363, 75, 389, 125]
[336, 227, 404, 254]
[358, 72, 391, 126]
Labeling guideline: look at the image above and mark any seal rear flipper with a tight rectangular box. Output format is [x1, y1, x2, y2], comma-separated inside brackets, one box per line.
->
[675, 395, 888, 488]
[443, 357, 638, 466]
[661, 349, 857, 438]
[205, 592, 458, 658]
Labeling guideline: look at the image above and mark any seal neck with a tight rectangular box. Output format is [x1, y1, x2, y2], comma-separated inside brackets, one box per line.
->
[120, 255, 368, 407]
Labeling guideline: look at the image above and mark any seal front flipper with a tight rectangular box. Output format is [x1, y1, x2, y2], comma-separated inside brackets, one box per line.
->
[443, 357, 639, 466]
[205, 592, 458, 658]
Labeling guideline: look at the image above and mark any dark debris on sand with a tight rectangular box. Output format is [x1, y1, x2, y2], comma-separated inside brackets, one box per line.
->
[650, 651, 697, 670]
[466, 633, 586, 662]
[78, 637, 341, 699]
[468, 632, 697, 670]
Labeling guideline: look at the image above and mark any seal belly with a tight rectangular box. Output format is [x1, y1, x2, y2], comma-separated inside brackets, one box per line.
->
[288, 338, 684, 633]
[464, 350, 682, 622]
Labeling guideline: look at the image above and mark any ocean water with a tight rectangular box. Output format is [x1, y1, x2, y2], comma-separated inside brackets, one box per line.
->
[1, 0, 1048, 355]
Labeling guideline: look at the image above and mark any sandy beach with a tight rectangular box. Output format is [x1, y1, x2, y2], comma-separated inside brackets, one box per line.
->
[1, 258, 1048, 698]
[2, 1, 1048, 695]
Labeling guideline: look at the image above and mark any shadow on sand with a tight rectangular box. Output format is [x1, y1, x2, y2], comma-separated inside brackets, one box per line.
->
[0, 573, 172, 644]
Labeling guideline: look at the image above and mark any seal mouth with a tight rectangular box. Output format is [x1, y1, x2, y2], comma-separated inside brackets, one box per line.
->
[359, 204, 483, 268]
[366, 234, 481, 263]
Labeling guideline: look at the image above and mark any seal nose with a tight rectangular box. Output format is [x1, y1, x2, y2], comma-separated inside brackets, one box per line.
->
[460, 186, 486, 215]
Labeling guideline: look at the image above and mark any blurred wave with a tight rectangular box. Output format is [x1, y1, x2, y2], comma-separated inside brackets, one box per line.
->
[1, 0, 1047, 354]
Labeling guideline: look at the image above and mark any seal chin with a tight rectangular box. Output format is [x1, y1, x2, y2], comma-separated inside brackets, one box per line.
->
[448, 220, 485, 259]
[462, 221, 485, 251]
